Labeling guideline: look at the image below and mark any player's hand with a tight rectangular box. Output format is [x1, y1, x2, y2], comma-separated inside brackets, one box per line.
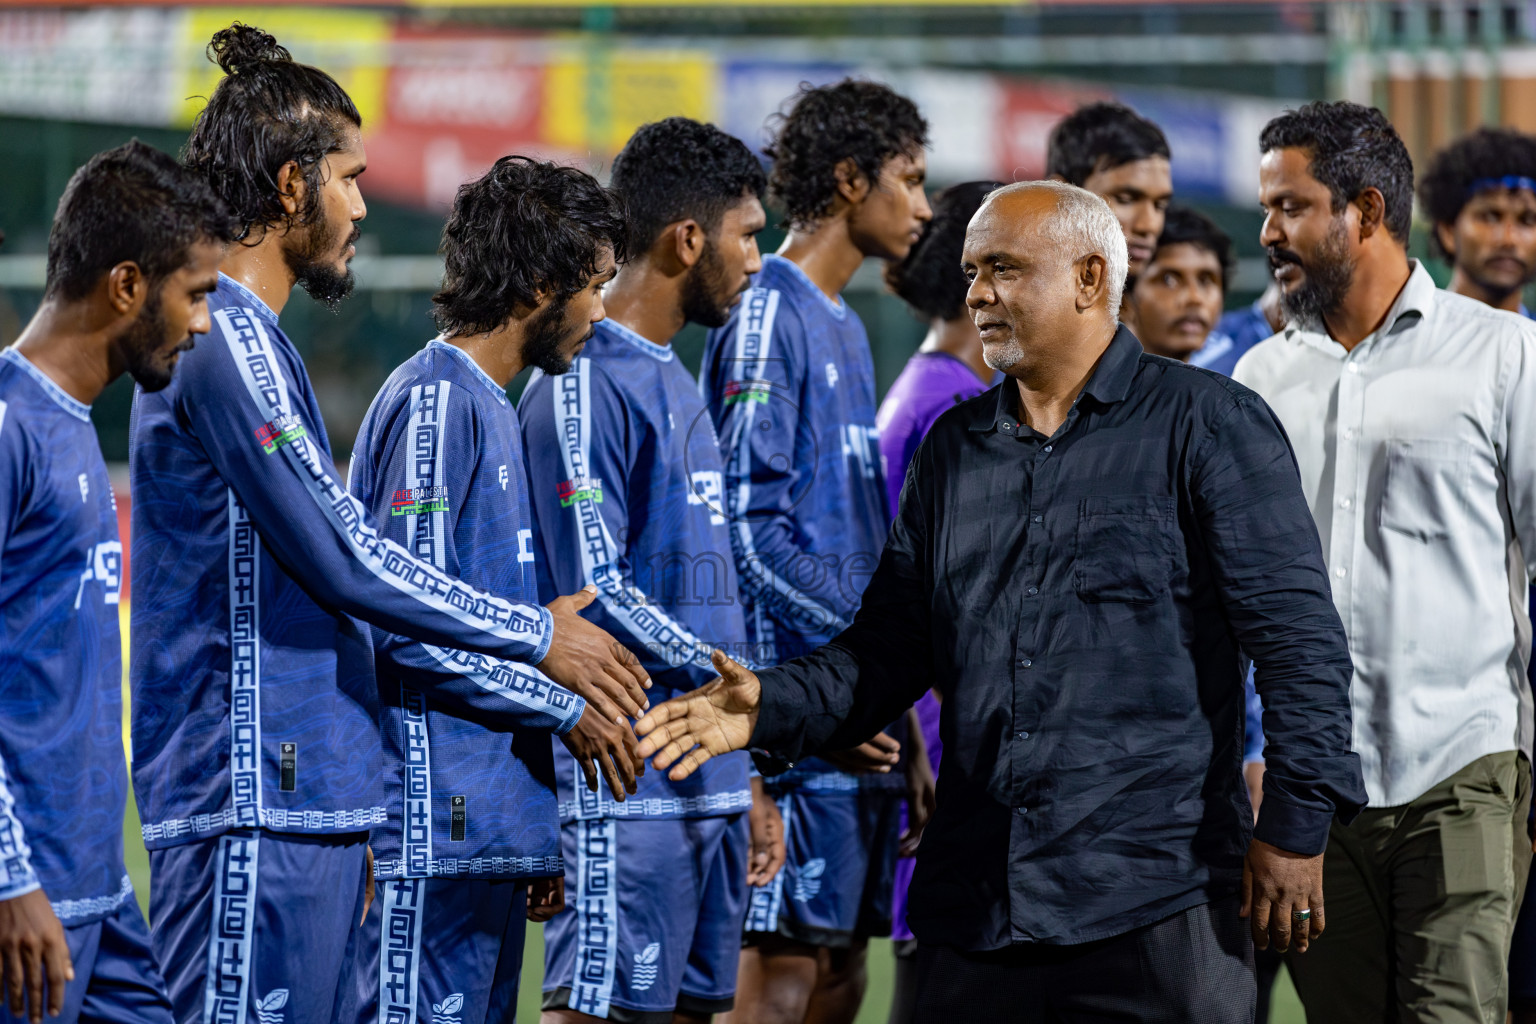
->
[559, 705, 643, 801]
[527, 877, 565, 922]
[747, 776, 786, 886]
[0, 888, 73, 1023]
[900, 746, 936, 859]
[635, 649, 759, 782]
[360, 845, 375, 926]
[541, 586, 651, 719]
[820, 734, 900, 775]
[1242, 838, 1325, 954]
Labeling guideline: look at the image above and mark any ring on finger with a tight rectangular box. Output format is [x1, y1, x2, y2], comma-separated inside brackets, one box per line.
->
[1291, 908, 1312, 926]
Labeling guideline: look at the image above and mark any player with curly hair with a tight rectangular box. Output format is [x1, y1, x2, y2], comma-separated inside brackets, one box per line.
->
[349, 154, 640, 1024]
[1418, 127, 1536, 315]
[700, 79, 930, 1024]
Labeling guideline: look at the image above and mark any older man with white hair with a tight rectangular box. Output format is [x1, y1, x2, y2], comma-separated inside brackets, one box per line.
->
[632, 181, 1367, 1022]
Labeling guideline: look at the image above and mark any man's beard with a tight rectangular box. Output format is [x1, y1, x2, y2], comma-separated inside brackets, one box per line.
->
[120, 291, 180, 393]
[1272, 218, 1355, 330]
[286, 211, 358, 311]
[982, 334, 1025, 373]
[522, 295, 591, 376]
[679, 242, 737, 329]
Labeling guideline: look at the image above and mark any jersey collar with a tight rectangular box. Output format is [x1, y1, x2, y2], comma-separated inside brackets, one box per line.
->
[217, 273, 279, 326]
[597, 318, 675, 362]
[764, 254, 848, 321]
[1, 347, 92, 422]
[427, 337, 510, 405]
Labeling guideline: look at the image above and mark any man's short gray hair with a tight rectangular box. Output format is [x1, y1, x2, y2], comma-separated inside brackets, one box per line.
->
[985, 180, 1130, 320]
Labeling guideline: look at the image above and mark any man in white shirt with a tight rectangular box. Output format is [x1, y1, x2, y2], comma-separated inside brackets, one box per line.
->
[1235, 99, 1536, 1024]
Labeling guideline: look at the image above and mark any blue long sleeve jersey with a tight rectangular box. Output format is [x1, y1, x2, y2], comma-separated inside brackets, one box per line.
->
[129, 275, 556, 850]
[701, 256, 895, 790]
[0, 349, 133, 925]
[350, 338, 584, 879]
[520, 320, 751, 821]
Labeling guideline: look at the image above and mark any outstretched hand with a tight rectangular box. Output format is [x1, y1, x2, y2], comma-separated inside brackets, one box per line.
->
[540, 586, 652, 719]
[635, 650, 760, 781]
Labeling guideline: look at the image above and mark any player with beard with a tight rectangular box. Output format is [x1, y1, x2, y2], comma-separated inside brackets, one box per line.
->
[350, 156, 637, 1024]
[700, 81, 930, 1024]
[0, 141, 233, 1023]
[1236, 101, 1536, 1024]
[130, 25, 649, 1023]
[521, 118, 777, 1024]
[1419, 127, 1536, 316]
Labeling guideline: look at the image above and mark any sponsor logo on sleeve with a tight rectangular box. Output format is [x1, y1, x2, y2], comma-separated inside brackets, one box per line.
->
[391, 486, 449, 517]
[722, 379, 772, 406]
[557, 476, 603, 508]
[254, 414, 307, 454]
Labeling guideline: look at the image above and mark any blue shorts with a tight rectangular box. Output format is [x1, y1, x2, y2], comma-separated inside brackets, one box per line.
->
[543, 813, 748, 1023]
[743, 788, 900, 949]
[0, 898, 172, 1024]
[147, 830, 368, 1024]
[355, 877, 527, 1024]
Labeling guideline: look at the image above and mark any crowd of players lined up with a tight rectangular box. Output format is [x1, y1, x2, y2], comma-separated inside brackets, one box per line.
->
[5, 14, 1536, 1024]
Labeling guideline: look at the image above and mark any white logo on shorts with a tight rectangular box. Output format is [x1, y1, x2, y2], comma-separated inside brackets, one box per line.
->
[255, 990, 288, 1024]
[432, 993, 464, 1024]
[792, 858, 826, 902]
[632, 941, 662, 991]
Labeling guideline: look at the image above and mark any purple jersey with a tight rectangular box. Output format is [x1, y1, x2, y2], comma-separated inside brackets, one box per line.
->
[875, 352, 997, 517]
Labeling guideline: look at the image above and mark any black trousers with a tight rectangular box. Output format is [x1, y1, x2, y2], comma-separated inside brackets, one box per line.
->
[912, 896, 1257, 1023]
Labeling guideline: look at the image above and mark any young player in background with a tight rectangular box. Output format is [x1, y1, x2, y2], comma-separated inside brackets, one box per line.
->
[0, 141, 232, 1024]
[1419, 127, 1536, 316]
[523, 117, 780, 1024]
[350, 156, 639, 1024]
[1126, 205, 1234, 362]
[873, 179, 1000, 1024]
[130, 25, 648, 1022]
[700, 80, 930, 1024]
[1047, 100, 1173, 334]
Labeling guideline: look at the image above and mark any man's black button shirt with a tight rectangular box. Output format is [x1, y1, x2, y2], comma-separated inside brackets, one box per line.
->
[750, 326, 1366, 951]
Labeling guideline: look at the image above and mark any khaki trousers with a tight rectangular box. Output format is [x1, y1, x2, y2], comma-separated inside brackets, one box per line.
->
[1288, 750, 1532, 1024]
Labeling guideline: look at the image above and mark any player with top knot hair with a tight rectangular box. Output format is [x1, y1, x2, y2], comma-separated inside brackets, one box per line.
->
[129, 24, 649, 1022]
[700, 79, 931, 1024]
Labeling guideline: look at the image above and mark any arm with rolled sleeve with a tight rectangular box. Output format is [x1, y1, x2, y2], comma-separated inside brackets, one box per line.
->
[188, 307, 554, 665]
[749, 440, 937, 760]
[1190, 389, 1367, 855]
[355, 377, 583, 736]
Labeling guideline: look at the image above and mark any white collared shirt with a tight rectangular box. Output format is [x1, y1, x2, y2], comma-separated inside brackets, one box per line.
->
[1235, 260, 1536, 807]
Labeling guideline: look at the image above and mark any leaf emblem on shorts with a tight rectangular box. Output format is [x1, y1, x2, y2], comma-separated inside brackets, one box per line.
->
[431, 993, 465, 1024]
[632, 941, 662, 991]
[258, 991, 289, 1012]
[637, 942, 662, 965]
[792, 858, 827, 902]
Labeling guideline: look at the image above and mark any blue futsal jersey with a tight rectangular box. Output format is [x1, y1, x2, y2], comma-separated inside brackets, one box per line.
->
[701, 255, 892, 788]
[129, 275, 556, 852]
[0, 348, 133, 925]
[351, 338, 584, 880]
[521, 320, 751, 821]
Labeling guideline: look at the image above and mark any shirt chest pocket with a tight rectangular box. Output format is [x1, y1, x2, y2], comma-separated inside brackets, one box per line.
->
[1073, 495, 1178, 603]
[1378, 438, 1470, 542]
